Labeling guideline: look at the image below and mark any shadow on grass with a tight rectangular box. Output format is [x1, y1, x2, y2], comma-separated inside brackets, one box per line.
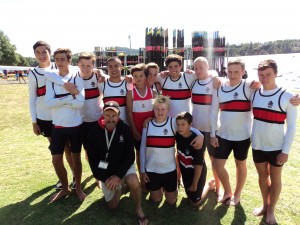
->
[0, 175, 93, 225]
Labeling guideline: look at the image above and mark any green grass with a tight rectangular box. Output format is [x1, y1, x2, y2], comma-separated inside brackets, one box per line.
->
[0, 84, 299, 225]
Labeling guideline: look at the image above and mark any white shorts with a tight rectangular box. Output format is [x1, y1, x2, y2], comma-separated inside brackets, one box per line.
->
[101, 164, 136, 202]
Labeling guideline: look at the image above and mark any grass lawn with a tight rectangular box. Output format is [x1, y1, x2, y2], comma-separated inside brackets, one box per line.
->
[0, 83, 299, 225]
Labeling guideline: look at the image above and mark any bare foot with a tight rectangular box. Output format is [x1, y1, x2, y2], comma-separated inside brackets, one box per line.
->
[227, 196, 240, 206]
[217, 194, 232, 204]
[50, 189, 70, 202]
[266, 209, 277, 224]
[76, 189, 87, 201]
[253, 206, 267, 216]
[215, 188, 223, 198]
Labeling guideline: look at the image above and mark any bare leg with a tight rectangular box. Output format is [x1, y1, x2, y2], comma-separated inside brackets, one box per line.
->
[149, 189, 163, 203]
[72, 153, 86, 201]
[209, 155, 222, 197]
[64, 142, 74, 176]
[192, 180, 215, 208]
[213, 159, 232, 202]
[253, 162, 269, 216]
[165, 190, 178, 205]
[107, 189, 121, 209]
[266, 165, 282, 224]
[50, 154, 70, 202]
[229, 159, 247, 206]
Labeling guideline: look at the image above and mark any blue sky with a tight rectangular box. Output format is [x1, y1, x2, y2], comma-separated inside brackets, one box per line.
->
[1, 0, 299, 57]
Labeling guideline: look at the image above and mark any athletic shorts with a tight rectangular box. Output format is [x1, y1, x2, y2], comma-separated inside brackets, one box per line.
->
[36, 118, 53, 137]
[201, 131, 216, 157]
[252, 149, 283, 167]
[50, 126, 83, 155]
[81, 121, 98, 150]
[101, 164, 136, 202]
[145, 169, 177, 193]
[214, 136, 250, 161]
[184, 163, 207, 203]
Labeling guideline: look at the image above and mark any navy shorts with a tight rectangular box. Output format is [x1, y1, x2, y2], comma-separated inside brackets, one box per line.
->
[252, 149, 283, 167]
[214, 136, 250, 161]
[36, 118, 53, 137]
[50, 126, 83, 155]
[145, 169, 177, 192]
[81, 121, 98, 150]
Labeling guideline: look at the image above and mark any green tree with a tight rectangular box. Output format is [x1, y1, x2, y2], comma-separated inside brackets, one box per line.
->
[0, 30, 19, 65]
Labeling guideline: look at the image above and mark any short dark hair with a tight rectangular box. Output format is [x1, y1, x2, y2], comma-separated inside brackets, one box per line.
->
[130, 63, 145, 75]
[165, 54, 183, 67]
[176, 111, 193, 124]
[257, 59, 278, 74]
[33, 41, 51, 54]
[54, 48, 72, 60]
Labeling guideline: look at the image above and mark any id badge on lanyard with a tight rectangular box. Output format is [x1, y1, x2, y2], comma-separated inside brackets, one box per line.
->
[98, 128, 116, 170]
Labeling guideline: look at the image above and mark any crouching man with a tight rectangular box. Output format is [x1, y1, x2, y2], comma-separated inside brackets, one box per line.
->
[86, 101, 148, 225]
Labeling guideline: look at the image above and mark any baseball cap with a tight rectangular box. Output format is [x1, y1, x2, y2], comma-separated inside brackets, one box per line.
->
[103, 101, 120, 113]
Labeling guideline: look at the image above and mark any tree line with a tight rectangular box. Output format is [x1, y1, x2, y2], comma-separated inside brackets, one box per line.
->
[1, 29, 300, 67]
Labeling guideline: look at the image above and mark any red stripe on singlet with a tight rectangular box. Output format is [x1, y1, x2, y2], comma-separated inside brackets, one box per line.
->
[253, 108, 286, 124]
[147, 136, 175, 148]
[85, 88, 100, 100]
[162, 89, 191, 100]
[219, 100, 251, 111]
[103, 96, 126, 107]
[192, 94, 212, 105]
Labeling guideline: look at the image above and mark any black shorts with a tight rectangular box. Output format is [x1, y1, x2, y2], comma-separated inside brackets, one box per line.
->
[214, 136, 250, 161]
[81, 121, 98, 150]
[36, 118, 53, 137]
[50, 126, 83, 155]
[252, 149, 283, 167]
[184, 162, 207, 203]
[201, 131, 216, 157]
[145, 169, 177, 192]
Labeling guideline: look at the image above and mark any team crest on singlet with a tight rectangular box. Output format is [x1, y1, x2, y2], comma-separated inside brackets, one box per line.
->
[163, 129, 168, 135]
[178, 82, 182, 89]
[142, 103, 145, 108]
[206, 87, 210, 93]
[91, 81, 96, 87]
[234, 92, 239, 99]
[185, 148, 190, 155]
[120, 89, 125, 95]
[119, 135, 124, 142]
[268, 101, 273, 108]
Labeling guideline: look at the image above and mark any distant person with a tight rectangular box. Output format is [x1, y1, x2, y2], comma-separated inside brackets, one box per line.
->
[176, 112, 214, 207]
[18, 70, 26, 84]
[3, 70, 8, 79]
[219, 66, 227, 78]
[86, 101, 149, 225]
[251, 59, 297, 225]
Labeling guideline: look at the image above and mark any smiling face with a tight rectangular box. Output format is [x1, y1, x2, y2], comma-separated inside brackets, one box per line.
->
[78, 58, 94, 78]
[107, 59, 122, 82]
[227, 64, 244, 86]
[146, 67, 159, 86]
[34, 46, 51, 68]
[104, 109, 119, 130]
[258, 67, 277, 90]
[167, 61, 182, 79]
[54, 53, 70, 74]
[154, 103, 169, 123]
[194, 59, 209, 80]
[133, 70, 146, 87]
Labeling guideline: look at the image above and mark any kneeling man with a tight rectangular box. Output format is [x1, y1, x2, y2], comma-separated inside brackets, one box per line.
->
[87, 101, 148, 225]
